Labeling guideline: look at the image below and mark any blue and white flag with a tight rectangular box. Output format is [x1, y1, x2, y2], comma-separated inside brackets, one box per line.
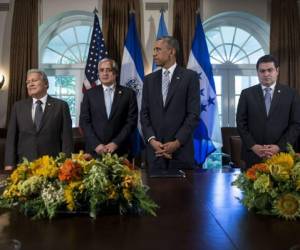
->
[152, 10, 168, 71]
[120, 13, 144, 156]
[187, 15, 222, 165]
[83, 13, 108, 92]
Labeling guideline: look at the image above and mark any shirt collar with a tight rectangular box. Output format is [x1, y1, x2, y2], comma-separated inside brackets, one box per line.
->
[261, 82, 276, 91]
[102, 83, 115, 91]
[162, 63, 177, 79]
[33, 94, 48, 104]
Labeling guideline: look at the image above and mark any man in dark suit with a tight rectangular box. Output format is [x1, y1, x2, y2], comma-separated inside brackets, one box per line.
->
[141, 36, 200, 171]
[5, 69, 73, 170]
[79, 58, 137, 157]
[236, 54, 300, 168]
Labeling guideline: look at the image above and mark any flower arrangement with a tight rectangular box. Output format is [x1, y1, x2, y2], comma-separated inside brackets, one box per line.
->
[0, 152, 158, 219]
[232, 145, 300, 220]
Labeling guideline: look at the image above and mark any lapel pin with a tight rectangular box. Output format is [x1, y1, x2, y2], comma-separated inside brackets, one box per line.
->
[278, 90, 280, 93]
[47, 103, 51, 106]
[176, 76, 180, 80]
[118, 90, 122, 95]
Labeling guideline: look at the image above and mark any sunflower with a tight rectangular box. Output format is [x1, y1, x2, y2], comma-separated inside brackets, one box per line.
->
[266, 152, 294, 169]
[273, 193, 300, 220]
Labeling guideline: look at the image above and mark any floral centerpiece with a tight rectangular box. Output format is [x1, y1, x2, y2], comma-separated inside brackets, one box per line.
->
[232, 145, 300, 220]
[0, 152, 158, 219]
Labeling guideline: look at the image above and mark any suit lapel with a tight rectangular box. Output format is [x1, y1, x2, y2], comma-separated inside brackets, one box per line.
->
[253, 85, 267, 117]
[164, 66, 181, 107]
[109, 85, 123, 119]
[38, 96, 54, 132]
[25, 99, 35, 130]
[268, 84, 282, 117]
[97, 86, 108, 120]
[153, 70, 164, 108]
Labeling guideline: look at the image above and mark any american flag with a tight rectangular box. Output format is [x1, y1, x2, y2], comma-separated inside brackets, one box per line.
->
[83, 13, 108, 91]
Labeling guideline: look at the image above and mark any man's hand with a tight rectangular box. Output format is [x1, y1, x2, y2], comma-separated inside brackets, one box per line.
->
[150, 139, 172, 159]
[162, 140, 181, 155]
[251, 144, 267, 158]
[4, 166, 13, 171]
[263, 144, 280, 158]
[95, 144, 106, 154]
[104, 142, 118, 153]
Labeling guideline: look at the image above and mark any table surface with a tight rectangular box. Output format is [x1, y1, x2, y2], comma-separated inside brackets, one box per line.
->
[0, 168, 299, 250]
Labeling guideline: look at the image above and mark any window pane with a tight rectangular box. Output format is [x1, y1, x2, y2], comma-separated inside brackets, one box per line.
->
[60, 27, 77, 46]
[214, 76, 222, 95]
[42, 48, 62, 64]
[234, 28, 250, 47]
[206, 29, 222, 47]
[235, 76, 258, 95]
[48, 36, 67, 54]
[47, 75, 76, 126]
[75, 26, 91, 44]
[221, 26, 235, 44]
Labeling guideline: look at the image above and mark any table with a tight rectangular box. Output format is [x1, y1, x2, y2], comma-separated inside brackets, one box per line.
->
[0, 169, 299, 250]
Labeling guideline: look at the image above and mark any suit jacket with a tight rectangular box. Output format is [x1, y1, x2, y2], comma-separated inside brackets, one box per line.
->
[79, 84, 138, 156]
[140, 66, 200, 169]
[5, 96, 73, 167]
[236, 83, 300, 168]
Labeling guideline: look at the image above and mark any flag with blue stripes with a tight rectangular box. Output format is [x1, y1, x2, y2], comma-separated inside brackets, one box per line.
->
[120, 13, 144, 156]
[187, 15, 222, 165]
[152, 10, 168, 71]
[83, 13, 108, 92]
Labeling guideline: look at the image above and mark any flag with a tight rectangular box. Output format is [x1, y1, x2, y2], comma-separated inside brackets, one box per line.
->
[152, 10, 169, 71]
[82, 13, 108, 92]
[120, 13, 144, 156]
[187, 15, 222, 165]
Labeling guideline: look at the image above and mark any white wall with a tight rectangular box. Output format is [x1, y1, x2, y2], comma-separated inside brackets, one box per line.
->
[0, 0, 270, 127]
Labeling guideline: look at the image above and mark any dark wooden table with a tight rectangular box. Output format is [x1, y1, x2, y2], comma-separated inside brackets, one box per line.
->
[0, 169, 299, 250]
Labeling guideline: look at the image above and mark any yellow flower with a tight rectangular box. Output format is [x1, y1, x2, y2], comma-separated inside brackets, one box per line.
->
[266, 153, 294, 169]
[269, 164, 290, 181]
[123, 188, 132, 201]
[64, 186, 75, 211]
[3, 184, 20, 198]
[10, 164, 29, 184]
[30, 156, 58, 178]
[273, 193, 300, 220]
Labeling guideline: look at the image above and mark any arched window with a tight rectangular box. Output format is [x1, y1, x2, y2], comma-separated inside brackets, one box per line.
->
[39, 11, 94, 126]
[204, 12, 269, 126]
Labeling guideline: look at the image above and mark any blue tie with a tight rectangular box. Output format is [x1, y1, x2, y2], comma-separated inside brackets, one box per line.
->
[264, 87, 272, 115]
[104, 87, 113, 117]
[162, 70, 170, 105]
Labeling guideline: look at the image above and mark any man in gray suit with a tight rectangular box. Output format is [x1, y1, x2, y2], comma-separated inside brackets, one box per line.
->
[4, 69, 73, 170]
[236, 55, 300, 169]
[141, 36, 200, 172]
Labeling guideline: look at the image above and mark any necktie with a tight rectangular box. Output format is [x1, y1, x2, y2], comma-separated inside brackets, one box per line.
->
[104, 87, 113, 117]
[34, 100, 43, 130]
[162, 70, 170, 105]
[264, 87, 272, 115]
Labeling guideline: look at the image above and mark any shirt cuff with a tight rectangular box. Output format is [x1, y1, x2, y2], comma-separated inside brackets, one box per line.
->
[147, 136, 156, 143]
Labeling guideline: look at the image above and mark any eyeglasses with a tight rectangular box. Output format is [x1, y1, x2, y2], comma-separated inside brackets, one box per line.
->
[99, 68, 113, 73]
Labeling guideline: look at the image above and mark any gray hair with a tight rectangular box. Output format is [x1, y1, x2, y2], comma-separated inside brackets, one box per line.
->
[98, 58, 119, 75]
[27, 69, 49, 86]
[156, 36, 180, 57]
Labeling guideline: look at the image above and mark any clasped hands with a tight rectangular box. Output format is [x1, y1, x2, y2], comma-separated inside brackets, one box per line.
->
[150, 139, 180, 159]
[251, 144, 280, 159]
[95, 142, 118, 155]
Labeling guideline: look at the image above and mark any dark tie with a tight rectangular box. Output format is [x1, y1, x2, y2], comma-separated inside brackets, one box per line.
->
[264, 87, 272, 115]
[34, 100, 43, 130]
[162, 70, 170, 105]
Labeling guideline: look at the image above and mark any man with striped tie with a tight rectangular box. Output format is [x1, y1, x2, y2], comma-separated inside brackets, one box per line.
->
[237, 55, 300, 169]
[141, 36, 200, 173]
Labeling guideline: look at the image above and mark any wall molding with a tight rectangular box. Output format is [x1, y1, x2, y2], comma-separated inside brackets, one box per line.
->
[0, 3, 9, 12]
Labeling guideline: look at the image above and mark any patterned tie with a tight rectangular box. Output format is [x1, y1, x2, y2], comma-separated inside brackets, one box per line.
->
[264, 87, 272, 115]
[104, 87, 113, 117]
[162, 70, 170, 105]
[34, 100, 43, 130]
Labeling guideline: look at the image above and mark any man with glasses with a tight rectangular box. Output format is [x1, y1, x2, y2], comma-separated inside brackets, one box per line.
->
[80, 58, 137, 157]
[237, 54, 300, 169]
[4, 69, 73, 170]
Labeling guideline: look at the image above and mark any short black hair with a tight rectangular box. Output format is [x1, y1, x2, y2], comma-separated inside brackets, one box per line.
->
[256, 54, 279, 71]
[156, 36, 180, 57]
